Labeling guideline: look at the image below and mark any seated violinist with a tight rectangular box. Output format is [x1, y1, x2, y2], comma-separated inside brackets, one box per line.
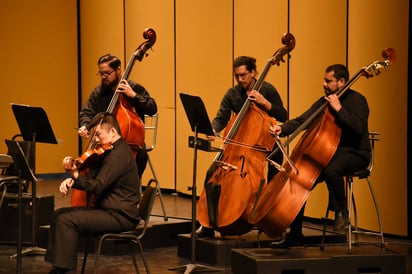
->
[269, 64, 371, 248]
[45, 112, 141, 274]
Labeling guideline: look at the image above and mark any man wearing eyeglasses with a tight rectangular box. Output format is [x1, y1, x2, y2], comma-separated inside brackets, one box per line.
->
[78, 54, 157, 180]
[197, 55, 288, 237]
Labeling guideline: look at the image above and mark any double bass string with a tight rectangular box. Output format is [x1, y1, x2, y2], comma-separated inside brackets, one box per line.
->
[214, 134, 271, 152]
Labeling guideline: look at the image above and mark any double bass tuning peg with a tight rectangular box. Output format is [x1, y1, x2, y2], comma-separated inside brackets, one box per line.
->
[144, 47, 155, 58]
[275, 56, 285, 66]
[275, 54, 293, 66]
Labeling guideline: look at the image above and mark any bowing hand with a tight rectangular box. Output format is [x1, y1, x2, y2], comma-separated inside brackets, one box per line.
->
[269, 124, 282, 137]
[59, 178, 74, 195]
[78, 126, 89, 139]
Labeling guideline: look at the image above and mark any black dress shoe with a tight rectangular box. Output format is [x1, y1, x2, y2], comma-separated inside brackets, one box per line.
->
[195, 225, 215, 237]
[48, 267, 70, 274]
[334, 210, 348, 231]
[270, 232, 304, 248]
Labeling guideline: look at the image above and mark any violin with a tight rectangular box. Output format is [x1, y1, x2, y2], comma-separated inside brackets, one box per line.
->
[73, 143, 113, 172]
[62, 142, 113, 207]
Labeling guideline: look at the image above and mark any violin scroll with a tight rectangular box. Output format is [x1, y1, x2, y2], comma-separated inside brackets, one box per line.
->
[135, 28, 157, 62]
[271, 32, 296, 66]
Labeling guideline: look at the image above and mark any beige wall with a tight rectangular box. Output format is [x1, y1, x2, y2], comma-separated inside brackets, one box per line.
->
[0, 0, 408, 236]
[0, 0, 78, 173]
[288, 0, 347, 228]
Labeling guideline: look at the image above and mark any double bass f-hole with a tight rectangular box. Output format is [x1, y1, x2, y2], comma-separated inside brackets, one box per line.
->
[240, 155, 246, 178]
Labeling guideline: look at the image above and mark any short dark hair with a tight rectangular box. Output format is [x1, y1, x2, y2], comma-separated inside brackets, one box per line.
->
[98, 54, 121, 70]
[233, 56, 257, 73]
[89, 112, 121, 135]
[326, 64, 349, 82]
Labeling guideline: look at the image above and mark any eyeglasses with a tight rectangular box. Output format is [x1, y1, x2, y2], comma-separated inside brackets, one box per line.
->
[96, 69, 115, 78]
[234, 72, 250, 80]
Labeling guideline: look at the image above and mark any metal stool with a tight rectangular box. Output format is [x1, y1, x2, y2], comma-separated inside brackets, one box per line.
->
[321, 132, 384, 253]
[144, 114, 168, 221]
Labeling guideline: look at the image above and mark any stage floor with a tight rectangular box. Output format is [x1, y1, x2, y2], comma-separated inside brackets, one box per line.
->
[0, 179, 411, 273]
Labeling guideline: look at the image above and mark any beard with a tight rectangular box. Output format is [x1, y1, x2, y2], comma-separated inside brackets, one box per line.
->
[101, 75, 120, 91]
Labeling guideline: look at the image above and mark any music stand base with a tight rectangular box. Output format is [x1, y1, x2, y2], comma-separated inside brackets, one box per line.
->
[10, 246, 46, 259]
[175, 94, 225, 274]
[169, 263, 225, 274]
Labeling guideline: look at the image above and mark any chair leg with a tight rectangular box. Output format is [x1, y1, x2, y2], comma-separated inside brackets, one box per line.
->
[80, 238, 90, 274]
[347, 177, 354, 254]
[320, 205, 330, 250]
[256, 228, 263, 248]
[352, 184, 358, 246]
[147, 155, 168, 221]
[137, 239, 150, 274]
[93, 235, 106, 274]
[128, 242, 140, 274]
[366, 177, 385, 249]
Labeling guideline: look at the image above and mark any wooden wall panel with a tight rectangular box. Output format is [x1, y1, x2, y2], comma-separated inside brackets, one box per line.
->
[234, 0, 289, 107]
[175, 0, 233, 194]
[0, 0, 78, 173]
[79, 0, 124, 108]
[347, 0, 409, 236]
[288, 0, 348, 220]
[79, 0, 125, 157]
[124, 0, 176, 190]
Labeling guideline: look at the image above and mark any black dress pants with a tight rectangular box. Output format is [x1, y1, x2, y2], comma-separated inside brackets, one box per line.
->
[289, 146, 370, 235]
[45, 207, 135, 271]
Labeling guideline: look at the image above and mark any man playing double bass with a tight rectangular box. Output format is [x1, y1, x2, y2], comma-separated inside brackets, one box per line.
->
[78, 54, 157, 179]
[197, 55, 288, 237]
[269, 64, 371, 247]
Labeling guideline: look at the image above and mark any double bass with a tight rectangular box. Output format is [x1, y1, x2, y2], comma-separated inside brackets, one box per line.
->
[70, 28, 156, 206]
[196, 33, 295, 235]
[249, 48, 396, 238]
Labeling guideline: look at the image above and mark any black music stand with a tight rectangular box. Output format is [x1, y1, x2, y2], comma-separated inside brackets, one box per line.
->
[9, 104, 59, 258]
[169, 93, 224, 273]
[6, 140, 47, 259]
[11, 103, 59, 172]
